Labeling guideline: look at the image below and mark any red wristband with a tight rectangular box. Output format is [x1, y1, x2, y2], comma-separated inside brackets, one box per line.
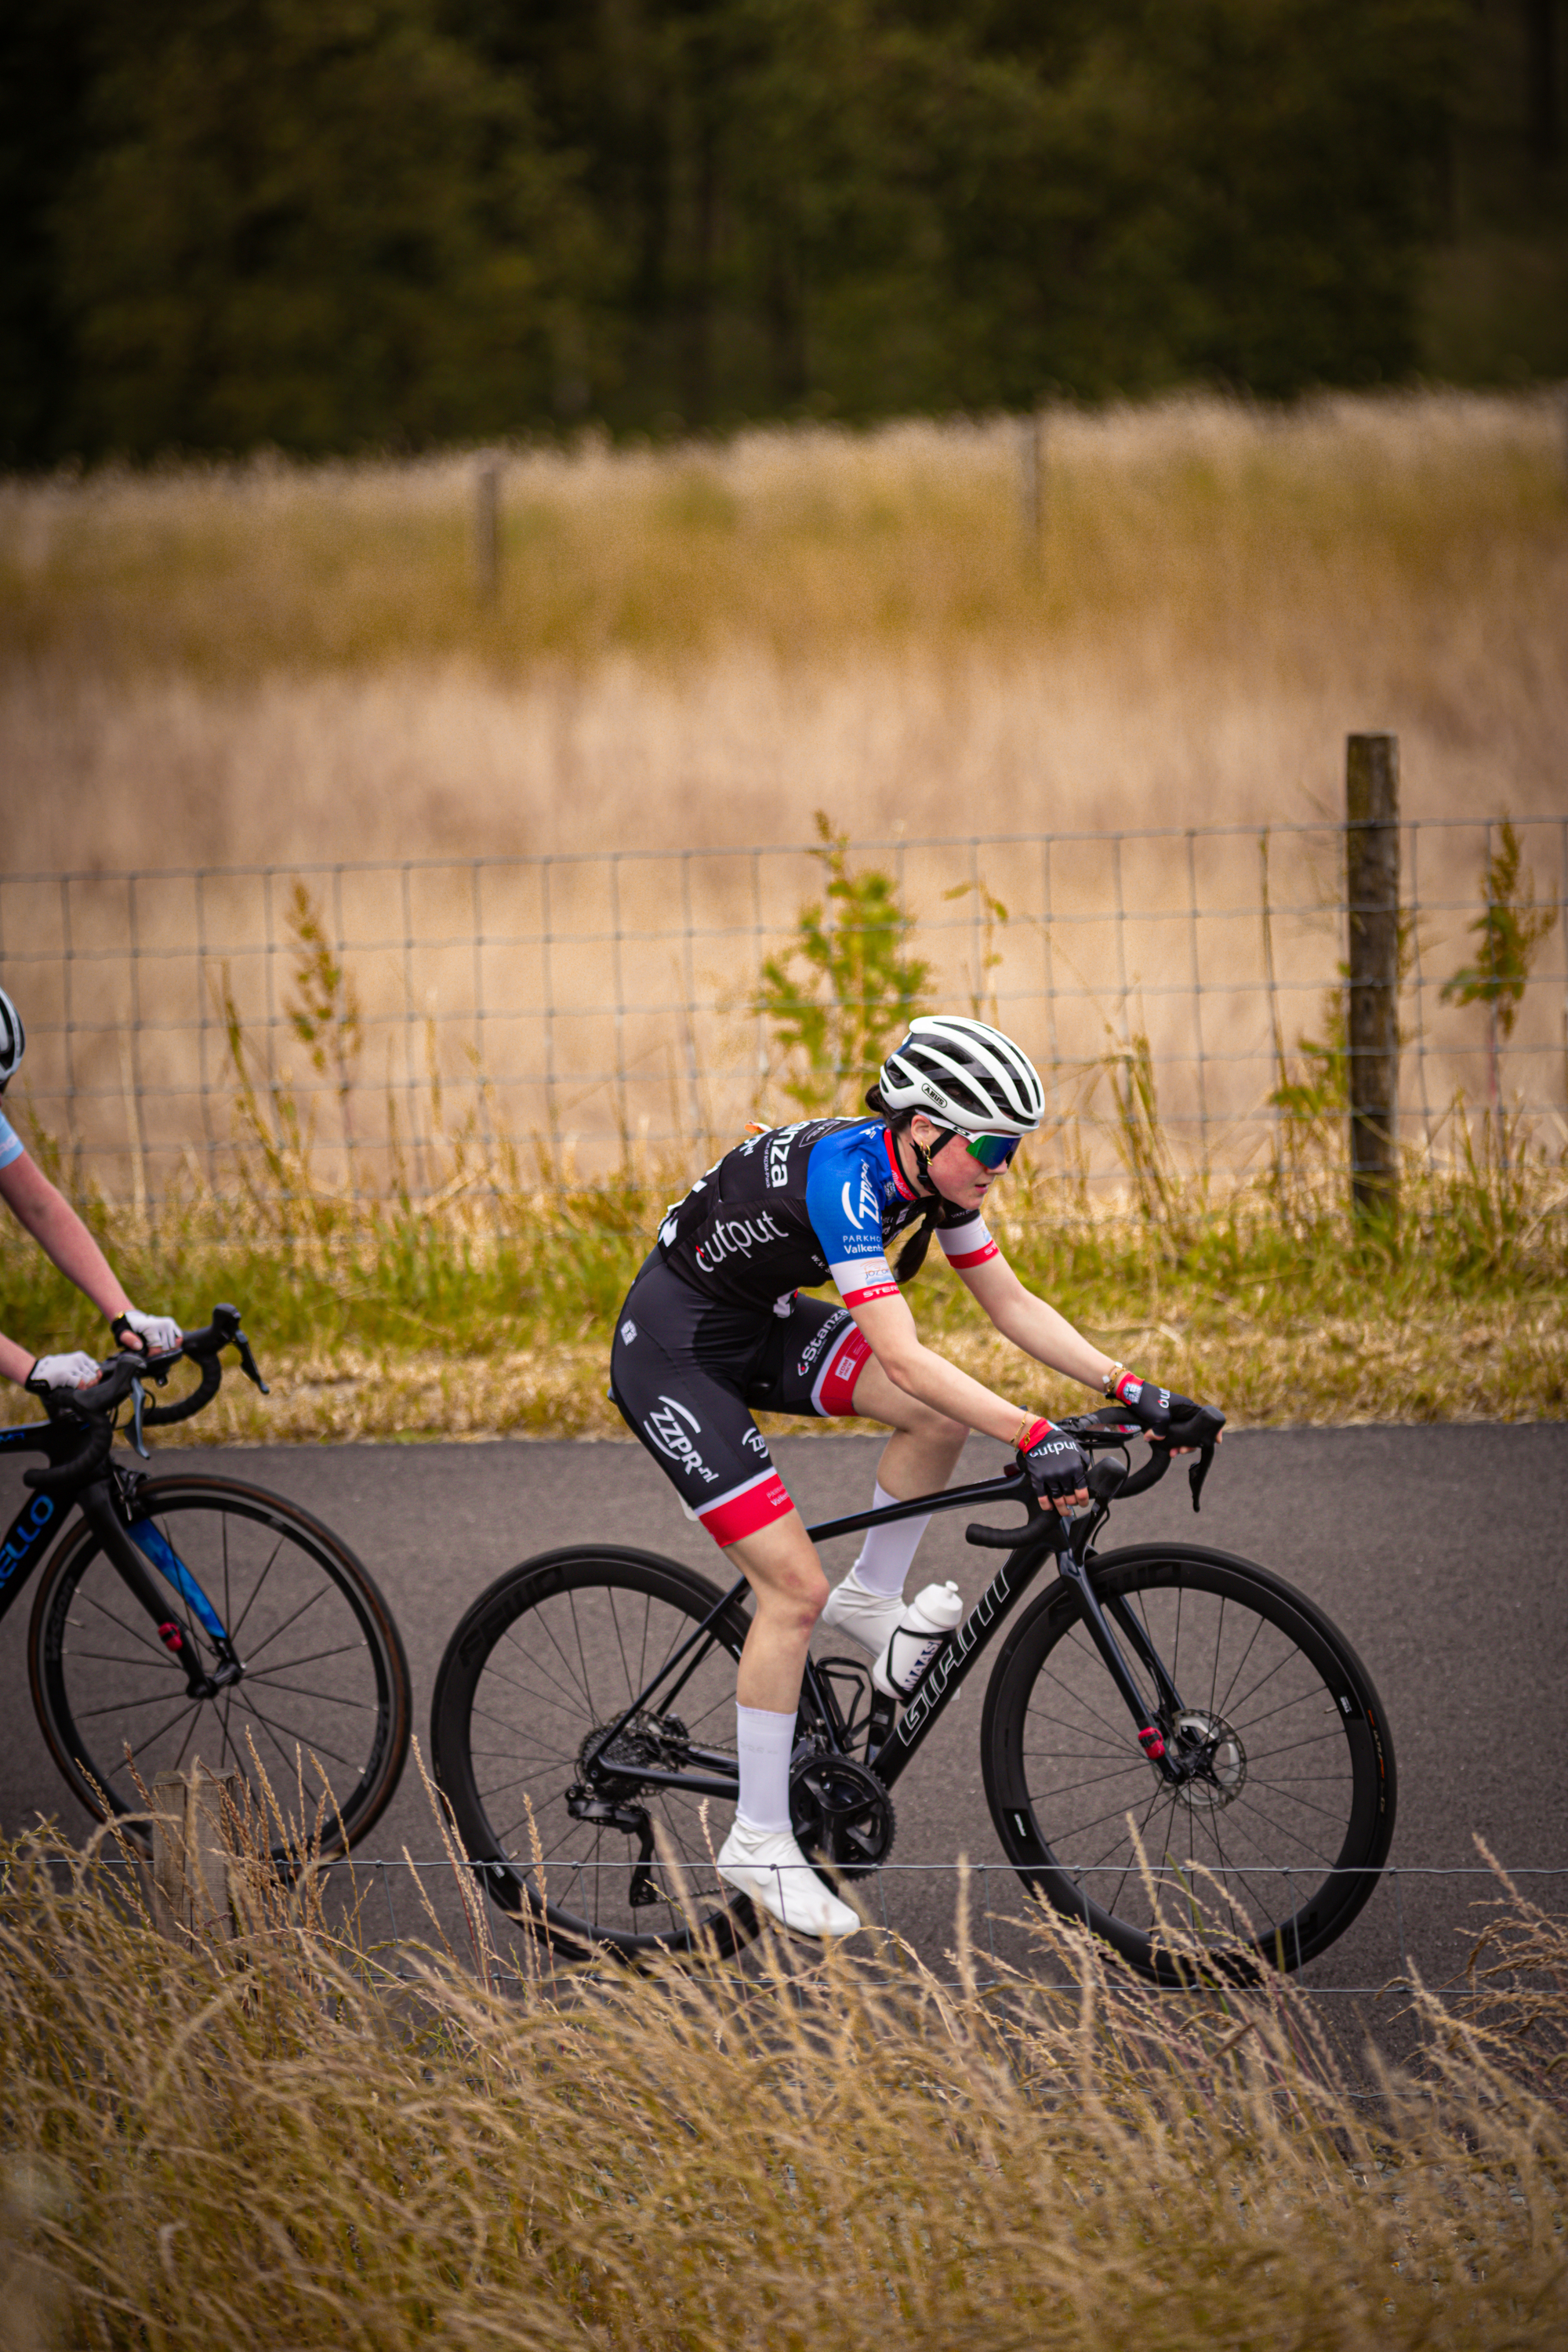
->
[1018, 1417, 1053, 1451]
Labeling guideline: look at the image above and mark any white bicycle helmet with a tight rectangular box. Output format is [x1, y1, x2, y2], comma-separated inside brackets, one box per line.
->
[877, 1014, 1044, 1137]
[0, 989, 24, 1085]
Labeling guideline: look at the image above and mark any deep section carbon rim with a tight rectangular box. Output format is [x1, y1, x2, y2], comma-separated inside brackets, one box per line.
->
[29, 1475, 411, 1857]
[430, 1547, 756, 1961]
[982, 1543, 1396, 1978]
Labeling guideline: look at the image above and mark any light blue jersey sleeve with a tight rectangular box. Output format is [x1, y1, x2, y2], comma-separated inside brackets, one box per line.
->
[0, 1109, 23, 1172]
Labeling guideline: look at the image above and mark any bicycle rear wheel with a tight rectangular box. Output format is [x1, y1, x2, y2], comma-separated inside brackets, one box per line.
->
[981, 1542, 1396, 1981]
[430, 1546, 758, 1962]
[29, 1473, 411, 1857]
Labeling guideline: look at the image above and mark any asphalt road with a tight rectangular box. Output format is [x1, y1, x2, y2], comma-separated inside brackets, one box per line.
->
[2, 1425, 1563, 2001]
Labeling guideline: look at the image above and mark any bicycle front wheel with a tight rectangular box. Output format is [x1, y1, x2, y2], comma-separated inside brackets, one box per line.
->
[430, 1546, 757, 1962]
[28, 1474, 411, 1857]
[981, 1542, 1396, 1981]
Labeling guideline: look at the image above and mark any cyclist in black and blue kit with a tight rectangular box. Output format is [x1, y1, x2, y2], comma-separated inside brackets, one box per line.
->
[612, 1014, 1220, 1940]
[0, 989, 182, 1393]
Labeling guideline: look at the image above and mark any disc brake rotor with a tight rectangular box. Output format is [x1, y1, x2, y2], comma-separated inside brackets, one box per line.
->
[1172, 1711, 1247, 1806]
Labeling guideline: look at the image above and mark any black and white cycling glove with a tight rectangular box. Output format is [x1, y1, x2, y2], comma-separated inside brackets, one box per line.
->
[111, 1308, 182, 1355]
[27, 1352, 101, 1391]
[1018, 1417, 1090, 1503]
[1109, 1372, 1213, 1444]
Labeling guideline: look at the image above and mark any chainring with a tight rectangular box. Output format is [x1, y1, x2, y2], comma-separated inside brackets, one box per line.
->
[789, 1751, 895, 1882]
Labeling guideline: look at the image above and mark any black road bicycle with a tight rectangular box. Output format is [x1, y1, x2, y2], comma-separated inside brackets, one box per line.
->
[0, 1308, 411, 1856]
[432, 1411, 1396, 1981]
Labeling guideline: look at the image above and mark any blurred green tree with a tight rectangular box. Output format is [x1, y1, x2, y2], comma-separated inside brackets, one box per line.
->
[53, 0, 602, 454]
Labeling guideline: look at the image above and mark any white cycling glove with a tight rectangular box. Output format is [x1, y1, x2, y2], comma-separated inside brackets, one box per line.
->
[114, 1307, 183, 1354]
[29, 1352, 102, 1390]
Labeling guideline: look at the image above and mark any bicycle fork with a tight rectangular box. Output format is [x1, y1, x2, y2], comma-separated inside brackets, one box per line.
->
[1054, 1533, 1190, 1787]
[78, 1478, 245, 1700]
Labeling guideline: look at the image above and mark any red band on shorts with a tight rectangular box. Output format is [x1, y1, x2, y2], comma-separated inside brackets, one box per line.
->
[698, 1469, 794, 1547]
[814, 1325, 872, 1417]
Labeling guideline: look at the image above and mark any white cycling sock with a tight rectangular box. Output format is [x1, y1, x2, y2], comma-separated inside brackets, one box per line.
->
[734, 1704, 796, 1836]
[848, 1483, 933, 1598]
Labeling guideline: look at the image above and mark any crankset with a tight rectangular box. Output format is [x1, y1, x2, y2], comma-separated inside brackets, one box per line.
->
[789, 1751, 895, 1880]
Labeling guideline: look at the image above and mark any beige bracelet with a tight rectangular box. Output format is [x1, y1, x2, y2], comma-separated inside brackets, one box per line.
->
[1102, 1360, 1127, 1399]
[1014, 1410, 1037, 1449]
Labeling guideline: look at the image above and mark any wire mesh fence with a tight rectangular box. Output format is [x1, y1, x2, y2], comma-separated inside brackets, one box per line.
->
[2, 813, 1564, 1199]
[71, 1848, 1568, 2059]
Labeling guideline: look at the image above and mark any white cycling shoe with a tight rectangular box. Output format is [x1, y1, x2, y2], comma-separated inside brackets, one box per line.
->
[717, 1820, 860, 1940]
[818, 1568, 906, 1663]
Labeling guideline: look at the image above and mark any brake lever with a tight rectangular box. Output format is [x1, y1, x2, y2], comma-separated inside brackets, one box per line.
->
[1189, 1443, 1214, 1512]
[234, 1330, 270, 1394]
[129, 1374, 150, 1460]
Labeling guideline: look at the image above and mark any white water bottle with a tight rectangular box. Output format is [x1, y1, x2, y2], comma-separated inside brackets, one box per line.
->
[874, 1581, 964, 1699]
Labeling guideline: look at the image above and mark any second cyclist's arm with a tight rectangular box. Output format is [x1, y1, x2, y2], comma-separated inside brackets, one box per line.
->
[0, 1152, 132, 1327]
[952, 1249, 1116, 1394]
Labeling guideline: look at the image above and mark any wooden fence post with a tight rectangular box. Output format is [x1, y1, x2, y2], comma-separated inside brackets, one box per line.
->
[1345, 733, 1401, 1219]
[151, 1762, 243, 1940]
[474, 452, 502, 605]
[1018, 406, 1046, 563]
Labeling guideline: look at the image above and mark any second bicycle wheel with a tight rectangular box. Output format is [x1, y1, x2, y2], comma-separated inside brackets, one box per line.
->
[982, 1541, 1396, 1981]
[430, 1546, 757, 1962]
[29, 1472, 411, 1857]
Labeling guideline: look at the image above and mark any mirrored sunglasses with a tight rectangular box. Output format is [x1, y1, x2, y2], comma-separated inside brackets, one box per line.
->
[964, 1131, 1021, 1170]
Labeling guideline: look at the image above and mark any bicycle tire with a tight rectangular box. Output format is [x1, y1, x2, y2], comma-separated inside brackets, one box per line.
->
[981, 1541, 1396, 1983]
[28, 1473, 411, 1859]
[430, 1545, 760, 1962]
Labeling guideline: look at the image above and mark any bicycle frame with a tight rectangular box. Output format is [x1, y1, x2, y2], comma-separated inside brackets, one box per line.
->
[0, 1424, 241, 1693]
[582, 1434, 1206, 1803]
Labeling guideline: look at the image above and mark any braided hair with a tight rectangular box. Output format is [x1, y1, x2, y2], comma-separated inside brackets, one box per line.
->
[865, 1083, 943, 1286]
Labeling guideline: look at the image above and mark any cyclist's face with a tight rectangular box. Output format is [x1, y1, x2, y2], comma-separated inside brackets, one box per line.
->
[912, 1118, 1011, 1210]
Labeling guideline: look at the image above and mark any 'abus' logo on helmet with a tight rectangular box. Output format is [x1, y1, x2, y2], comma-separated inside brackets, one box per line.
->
[920, 1080, 945, 1102]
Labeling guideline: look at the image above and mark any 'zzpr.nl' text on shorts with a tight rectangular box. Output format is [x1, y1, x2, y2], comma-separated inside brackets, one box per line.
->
[608, 1250, 871, 1547]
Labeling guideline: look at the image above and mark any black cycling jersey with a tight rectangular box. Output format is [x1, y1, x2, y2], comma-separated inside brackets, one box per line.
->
[612, 1118, 1009, 1549]
[655, 1117, 996, 1314]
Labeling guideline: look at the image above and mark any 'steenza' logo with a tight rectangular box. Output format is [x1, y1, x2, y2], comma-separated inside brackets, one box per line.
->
[642, 1396, 718, 1483]
[0, 1494, 54, 1584]
[694, 1210, 789, 1274]
[795, 1308, 850, 1377]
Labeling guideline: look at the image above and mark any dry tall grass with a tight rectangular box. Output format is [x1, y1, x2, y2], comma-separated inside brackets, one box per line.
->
[3, 391, 1564, 874]
[2, 1809, 1566, 2351]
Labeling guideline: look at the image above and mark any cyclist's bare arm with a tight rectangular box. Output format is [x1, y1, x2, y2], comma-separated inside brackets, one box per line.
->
[848, 1284, 1108, 1443]
[0, 1150, 133, 1385]
[953, 1250, 1218, 1452]
[950, 1250, 1112, 1392]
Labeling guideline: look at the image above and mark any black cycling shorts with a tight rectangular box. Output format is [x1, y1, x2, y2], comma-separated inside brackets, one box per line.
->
[609, 1250, 873, 1547]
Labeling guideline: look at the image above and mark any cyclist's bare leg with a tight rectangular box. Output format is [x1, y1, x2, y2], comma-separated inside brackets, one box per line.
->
[847, 1355, 967, 1499]
[725, 1510, 829, 1713]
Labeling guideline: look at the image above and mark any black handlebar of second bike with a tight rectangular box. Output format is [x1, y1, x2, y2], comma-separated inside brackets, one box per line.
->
[22, 1304, 268, 1496]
